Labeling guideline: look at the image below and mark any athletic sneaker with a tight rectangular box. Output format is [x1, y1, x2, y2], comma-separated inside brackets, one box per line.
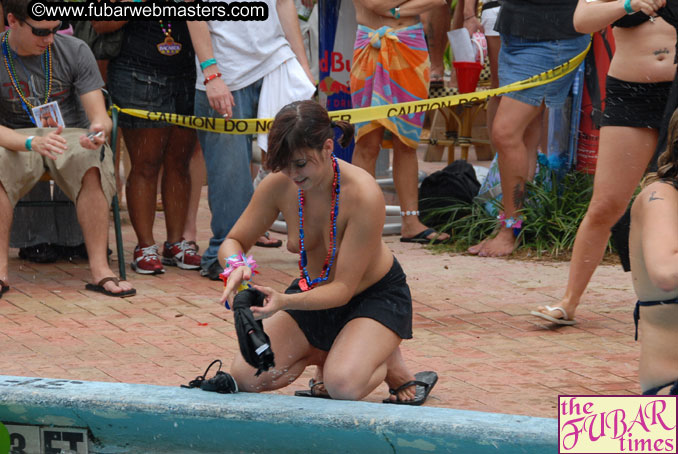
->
[161, 239, 201, 270]
[131, 244, 165, 275]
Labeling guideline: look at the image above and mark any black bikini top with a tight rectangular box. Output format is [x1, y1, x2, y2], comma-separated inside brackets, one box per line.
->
[612, 11, 651, 28]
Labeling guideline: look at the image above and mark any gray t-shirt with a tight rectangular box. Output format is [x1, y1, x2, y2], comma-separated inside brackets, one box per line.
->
[0, 32, 103, 129]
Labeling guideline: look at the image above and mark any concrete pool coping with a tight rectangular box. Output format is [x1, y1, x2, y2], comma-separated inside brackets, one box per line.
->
[0, 375, 557, 453]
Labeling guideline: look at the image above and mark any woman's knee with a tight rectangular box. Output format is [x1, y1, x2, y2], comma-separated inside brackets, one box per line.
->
[323, 368, 369, 401]
[585, 197, 629, 227]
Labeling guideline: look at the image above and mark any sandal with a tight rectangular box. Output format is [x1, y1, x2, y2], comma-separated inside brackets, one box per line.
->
[294, 378, 331, 399]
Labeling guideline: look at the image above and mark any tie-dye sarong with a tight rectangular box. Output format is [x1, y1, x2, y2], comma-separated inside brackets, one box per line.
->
[350, 23, 430, 149]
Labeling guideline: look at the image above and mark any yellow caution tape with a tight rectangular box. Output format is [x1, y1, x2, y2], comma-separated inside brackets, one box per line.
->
[111, 38, 591, 134]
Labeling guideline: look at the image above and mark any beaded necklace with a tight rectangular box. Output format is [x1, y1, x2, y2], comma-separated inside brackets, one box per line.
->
[297, 154, 340, 292]
[157, 20, 182, 56]
[1, 31, 52, 125]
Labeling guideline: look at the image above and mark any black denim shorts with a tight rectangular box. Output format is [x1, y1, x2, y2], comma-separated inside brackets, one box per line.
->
[108, 63, 196, 129]
[601, 75, 672, 129]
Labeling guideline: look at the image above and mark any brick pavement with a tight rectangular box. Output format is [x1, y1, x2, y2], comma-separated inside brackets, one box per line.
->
[0, 153, 639, 420]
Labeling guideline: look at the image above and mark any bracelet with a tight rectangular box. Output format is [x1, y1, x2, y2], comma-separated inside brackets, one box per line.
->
[203, 72, 222, 85]
[219, 253, 258, 309]
[498, 213, 523, 237]
[25, 136, 35, 151]
[400, 210, 420, 217]
[390, 5, 400, 19]
[463, 14, 476, 21]
[200, 58, 217, 71]
[623, 0, 634, 14]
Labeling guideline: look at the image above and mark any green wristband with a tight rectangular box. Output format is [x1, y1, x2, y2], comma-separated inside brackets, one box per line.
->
[623, 0, 634, 14]
[390, 6, 400, 19]
[200, 58, 217, 71]
[25, 136, 35, 151]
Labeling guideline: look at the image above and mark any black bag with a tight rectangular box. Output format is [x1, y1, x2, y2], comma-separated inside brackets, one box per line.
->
[418, 160, 481, 227]
[232, 289, 275, 376]
[72, 21, 124, 61]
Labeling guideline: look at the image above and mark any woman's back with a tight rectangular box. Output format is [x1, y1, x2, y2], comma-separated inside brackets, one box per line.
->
[630, 181, 678, 393]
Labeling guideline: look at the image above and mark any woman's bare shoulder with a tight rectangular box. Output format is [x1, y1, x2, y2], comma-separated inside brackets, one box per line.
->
[340, 161, 385, 208]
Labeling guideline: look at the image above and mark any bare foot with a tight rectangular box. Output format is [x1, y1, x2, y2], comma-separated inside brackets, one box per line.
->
[467, 238, 487, 255]
[384, 348, 417, 402]
[475, 228, 516, 257]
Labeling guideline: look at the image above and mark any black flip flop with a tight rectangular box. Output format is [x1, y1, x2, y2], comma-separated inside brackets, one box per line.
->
[85, 277, 137, 298]
[383, 371, 438, 406]
[255, 232, 283, 248]
[400, 228, 446, 245]
[0, 279, 9, 298]
[294, 378, 331, 399]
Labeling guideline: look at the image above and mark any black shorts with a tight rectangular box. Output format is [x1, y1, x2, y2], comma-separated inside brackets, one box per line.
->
[284, 256, 413, 352]
[600, 75, 672, 129]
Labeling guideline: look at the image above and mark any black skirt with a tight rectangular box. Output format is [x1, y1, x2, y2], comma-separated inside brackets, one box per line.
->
[284, 256, 413, 351]
[600, 75, 672, 129]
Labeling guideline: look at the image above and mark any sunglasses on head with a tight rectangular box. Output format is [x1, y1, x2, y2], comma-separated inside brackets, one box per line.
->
[23, 21, 62, 37]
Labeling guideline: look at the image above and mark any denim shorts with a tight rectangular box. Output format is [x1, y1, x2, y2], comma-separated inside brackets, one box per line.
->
[498, 33, 590, 108]
[108, 64, 196, 129]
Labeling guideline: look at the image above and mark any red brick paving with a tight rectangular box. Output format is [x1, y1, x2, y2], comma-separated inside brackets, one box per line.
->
[0, 152, 640, 419]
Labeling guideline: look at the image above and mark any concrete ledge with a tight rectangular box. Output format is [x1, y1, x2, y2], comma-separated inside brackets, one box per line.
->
[0, 375, 557, 453]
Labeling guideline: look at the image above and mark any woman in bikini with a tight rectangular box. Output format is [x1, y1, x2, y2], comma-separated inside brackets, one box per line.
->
[532, 0, 676, 325]
[628, 108, 678, 396]
[218, 100, 437, 404]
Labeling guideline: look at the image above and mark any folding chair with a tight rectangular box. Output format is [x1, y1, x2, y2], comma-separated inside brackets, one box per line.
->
[15, 88, 126, 279]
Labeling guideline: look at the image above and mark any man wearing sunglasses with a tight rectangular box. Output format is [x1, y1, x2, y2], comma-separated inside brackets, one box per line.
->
[0, 0, 136, 298]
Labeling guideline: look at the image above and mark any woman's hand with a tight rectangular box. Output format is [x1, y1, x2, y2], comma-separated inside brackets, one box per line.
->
[250, 284, 287, 320]
[31, 126, 67, 160]
[219, 265, 253, 309]
[630, 0, 666, 15]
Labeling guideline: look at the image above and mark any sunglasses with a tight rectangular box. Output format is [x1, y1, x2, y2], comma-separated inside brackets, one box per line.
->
[23, 21, 62, 37]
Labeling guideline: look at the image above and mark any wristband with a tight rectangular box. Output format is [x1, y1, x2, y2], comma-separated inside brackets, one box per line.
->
[203, 72, 222, 85]
[25, 136, 35, 151]
[623, 0, 634, 14]
[200, 58, 217, 71]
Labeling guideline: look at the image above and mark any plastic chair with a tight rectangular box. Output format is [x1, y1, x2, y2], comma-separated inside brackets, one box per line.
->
[14, 88, 126, 280]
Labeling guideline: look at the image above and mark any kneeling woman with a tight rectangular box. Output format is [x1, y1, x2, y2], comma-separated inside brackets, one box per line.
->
[218, 100, 436, 404]
[629, 109, 678, 396]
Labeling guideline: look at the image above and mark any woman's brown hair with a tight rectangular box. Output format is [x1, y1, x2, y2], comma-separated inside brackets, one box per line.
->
[644, 108, 678, 190]
[265, 100, 354, 172]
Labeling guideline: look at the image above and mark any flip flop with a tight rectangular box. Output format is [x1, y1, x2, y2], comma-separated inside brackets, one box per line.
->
[294, 378, 331, 399]
[255, 231, 283, 248]
[0, 279, 9, 298]
[383, 371, 438, 406]
[530, 305, 577, 326]
[85, 277, 137, 298]
[400, 228, 446, 245]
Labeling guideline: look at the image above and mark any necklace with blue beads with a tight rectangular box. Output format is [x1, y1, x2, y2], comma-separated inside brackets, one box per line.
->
[297, 154, 340, 292]
[1, 31, 52, 126]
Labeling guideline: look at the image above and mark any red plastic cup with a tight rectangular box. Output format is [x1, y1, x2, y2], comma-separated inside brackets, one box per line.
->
[453, 61, 483, 94]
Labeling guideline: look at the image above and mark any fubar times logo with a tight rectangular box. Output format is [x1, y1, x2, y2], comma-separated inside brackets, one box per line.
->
[559, 396, 677, 453]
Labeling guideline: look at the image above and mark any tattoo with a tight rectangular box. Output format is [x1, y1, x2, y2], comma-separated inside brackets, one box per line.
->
[654, 48, 670, 56]
[512, 183, 525, 210]
[649, 191, 664, 202]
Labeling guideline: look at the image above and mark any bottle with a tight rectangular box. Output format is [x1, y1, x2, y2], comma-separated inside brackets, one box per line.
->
[298, 2, 314, 21]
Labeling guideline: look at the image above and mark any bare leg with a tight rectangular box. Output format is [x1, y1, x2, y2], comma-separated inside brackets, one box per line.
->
[77, 168, 134, 293]
[161, 126, 196, 244]
[468, 97, 543, 257]
[182, 142, 205, 243]
[230, 311, 326, 392]
[485, 35, 501, 141]
[323, 318, 407, 401]
[392, 136, 449, 241]
[534, 126, 658, 321]
[351, 127, 384, 177]
[0, 183, 13, 286]
[124, 128, 169, 247]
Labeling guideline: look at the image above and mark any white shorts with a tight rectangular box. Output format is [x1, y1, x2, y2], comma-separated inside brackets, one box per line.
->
[481, 5, 500, 37]
[257, 58, 316, 152]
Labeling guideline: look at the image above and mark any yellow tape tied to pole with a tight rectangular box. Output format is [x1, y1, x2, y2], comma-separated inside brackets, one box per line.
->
[111, 38, 591, 135]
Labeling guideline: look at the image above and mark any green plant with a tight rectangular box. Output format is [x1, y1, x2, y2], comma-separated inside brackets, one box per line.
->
[421, 167, 615, 259]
